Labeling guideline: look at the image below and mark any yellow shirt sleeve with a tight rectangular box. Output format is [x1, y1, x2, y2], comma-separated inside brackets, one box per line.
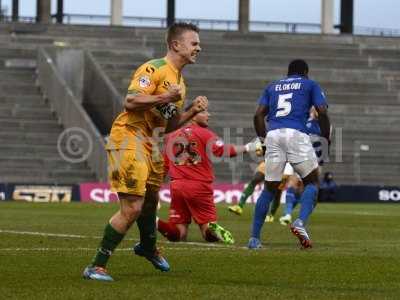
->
[127, 63, 160, 96]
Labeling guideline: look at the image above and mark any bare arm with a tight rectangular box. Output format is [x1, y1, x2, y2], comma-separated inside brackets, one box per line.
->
[124, 84, 182, 112]
[254, 104, 268, 139]
[124, 94, 169, 111]
[165, 96, 208, 134]
[315, 105, 331, 141]
[165, 109, 197, 134]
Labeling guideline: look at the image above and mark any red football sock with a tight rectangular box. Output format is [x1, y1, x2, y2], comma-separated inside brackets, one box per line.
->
[204, 229, 219, 242]
[157, 219, 181, 242]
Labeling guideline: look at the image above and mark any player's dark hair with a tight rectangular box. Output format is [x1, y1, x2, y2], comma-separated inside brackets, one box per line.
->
[287, 59, 309, 76]
[166, 22, 200, 47]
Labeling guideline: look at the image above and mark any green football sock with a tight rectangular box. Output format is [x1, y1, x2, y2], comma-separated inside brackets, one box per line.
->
[269, 193, 281, 216]
[92, 223, 125, 268]
[238, 181, 257, 208]
[136, 212, 157, 252]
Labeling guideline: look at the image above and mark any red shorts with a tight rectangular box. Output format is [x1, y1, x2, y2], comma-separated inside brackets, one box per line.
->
[168, 179, 217, 225]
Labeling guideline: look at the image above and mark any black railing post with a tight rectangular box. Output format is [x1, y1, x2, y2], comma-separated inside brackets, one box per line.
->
[238, 0, 249, 33]
[338, 0, 353, 34]
[167, 0, 175, 27]
[56, 0, 63, 24]
[12, 0, 19, 22]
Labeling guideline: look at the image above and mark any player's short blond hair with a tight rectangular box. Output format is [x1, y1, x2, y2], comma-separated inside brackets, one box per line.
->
[166, 22, 200, 48]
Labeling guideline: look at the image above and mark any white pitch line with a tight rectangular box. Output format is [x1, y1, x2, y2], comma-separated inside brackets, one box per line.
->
[0, 246, 249, 252]
[0, 247, 96, 252]
[0, 229, 138, 242]
[0, 229, 235, 249]
[0, 229, 92, 239]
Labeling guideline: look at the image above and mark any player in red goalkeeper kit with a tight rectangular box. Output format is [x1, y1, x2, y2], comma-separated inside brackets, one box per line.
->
[157, 103, 262, 244]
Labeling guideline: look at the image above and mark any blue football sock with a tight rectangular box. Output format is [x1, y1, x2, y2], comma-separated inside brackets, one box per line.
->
[299, 183, 318, 224]
[251, 188, 275, 239]
[294, 193, 301, 209]
[284, 187, 297, 215]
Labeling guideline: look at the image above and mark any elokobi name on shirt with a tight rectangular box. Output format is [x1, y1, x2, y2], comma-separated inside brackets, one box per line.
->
[275, 83, 302, 91]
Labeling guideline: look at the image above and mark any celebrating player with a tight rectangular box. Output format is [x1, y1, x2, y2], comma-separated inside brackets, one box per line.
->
[249, 59, 330, 250]
[157, 105, 262, 244]
[83, 23, 208, 281]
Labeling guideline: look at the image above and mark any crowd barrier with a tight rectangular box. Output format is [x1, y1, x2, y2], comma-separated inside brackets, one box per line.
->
[1, 183, 400, 204]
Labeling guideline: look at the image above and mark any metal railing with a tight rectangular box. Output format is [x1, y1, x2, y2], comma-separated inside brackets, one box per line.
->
[354, 25, 400, 37]
[62, 14, 320, 33]
[37, 47, 108, 181]
[3, 13, 400, 37]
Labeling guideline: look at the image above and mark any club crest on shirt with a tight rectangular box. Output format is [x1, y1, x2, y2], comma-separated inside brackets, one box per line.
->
[139, 75, 151, 88]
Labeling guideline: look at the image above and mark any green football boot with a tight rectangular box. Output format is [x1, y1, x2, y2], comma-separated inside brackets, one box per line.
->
[228, 205, 243, 216]
[208, 222, 235, 244]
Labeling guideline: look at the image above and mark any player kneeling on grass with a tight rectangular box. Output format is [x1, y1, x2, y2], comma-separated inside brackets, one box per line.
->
[157, 104, 263, 244]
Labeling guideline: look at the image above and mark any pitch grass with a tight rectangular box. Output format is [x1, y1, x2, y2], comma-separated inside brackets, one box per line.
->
[1, 202, 400, 299]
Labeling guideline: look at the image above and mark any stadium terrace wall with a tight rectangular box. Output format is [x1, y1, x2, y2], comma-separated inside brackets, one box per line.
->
[37, 48, 108, 181]
[1, 183, 400, 204]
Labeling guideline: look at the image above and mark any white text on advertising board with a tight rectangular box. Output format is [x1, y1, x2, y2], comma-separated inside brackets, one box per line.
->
[379, 190, 400, 201]
[12, 186, 72, 203]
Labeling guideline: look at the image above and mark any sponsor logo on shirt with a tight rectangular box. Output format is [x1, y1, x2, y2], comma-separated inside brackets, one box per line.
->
[146, 66, 155, 74]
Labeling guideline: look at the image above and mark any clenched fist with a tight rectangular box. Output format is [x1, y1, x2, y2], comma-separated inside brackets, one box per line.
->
[191, 96, 208, 113]
[165, 84, 182, 102]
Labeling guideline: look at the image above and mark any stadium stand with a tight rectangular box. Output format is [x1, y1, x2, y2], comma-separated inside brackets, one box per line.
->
[0, 31, 96, 184]
[0, 23, 399, 185]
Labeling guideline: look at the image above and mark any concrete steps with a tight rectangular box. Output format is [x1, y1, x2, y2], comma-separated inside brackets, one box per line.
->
[0, 118, 62, 132]
[93, 50, 376, 70]
[0, 48, 96, 184]
[0, 157, 88, 170]
[0, 107, 55, 119]
[0, 83, 40, 95]
[0, 168, 95, 185]
[0, 131, 60, 145]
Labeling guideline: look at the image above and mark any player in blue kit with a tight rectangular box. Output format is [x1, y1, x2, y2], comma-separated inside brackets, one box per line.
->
[307, 107, 327, 168]
[248, 59, 331, 249]
[279, 107, 328, 225]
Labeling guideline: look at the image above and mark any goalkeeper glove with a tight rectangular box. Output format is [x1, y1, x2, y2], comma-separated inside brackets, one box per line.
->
[245, 137, 265, 156]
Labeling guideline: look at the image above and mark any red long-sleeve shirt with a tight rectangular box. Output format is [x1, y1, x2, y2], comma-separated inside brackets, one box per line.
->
[164, 124, 237, 182]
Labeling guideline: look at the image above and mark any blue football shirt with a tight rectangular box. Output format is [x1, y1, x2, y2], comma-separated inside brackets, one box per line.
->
[307, 118, 324, 165]
[306, 118, 321, 136]
[258, 75, 327, 133]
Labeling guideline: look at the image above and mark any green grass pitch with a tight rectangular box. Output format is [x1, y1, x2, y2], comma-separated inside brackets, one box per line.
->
[1, 202, 400, 299]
